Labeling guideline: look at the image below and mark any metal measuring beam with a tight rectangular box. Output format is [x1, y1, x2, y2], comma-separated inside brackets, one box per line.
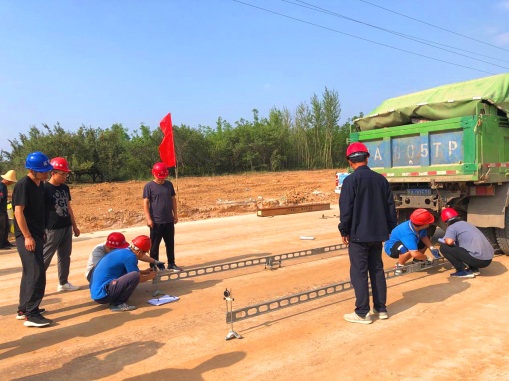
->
[157, 243, 346, 282]
[226, 258, 449, 323]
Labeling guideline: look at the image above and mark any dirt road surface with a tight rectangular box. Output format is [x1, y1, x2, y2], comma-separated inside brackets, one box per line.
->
[1, 170, 508, 380]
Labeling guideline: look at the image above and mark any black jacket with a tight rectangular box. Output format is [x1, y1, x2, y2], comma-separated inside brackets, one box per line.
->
[338, 165, 397, 242]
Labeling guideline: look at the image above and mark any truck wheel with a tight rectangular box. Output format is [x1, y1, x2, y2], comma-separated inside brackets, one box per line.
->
[479, 227, 502, 254]
[495, 210, 509, 255]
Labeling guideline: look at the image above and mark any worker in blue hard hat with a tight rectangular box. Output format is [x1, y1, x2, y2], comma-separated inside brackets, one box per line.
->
[12, 152, 54, 327]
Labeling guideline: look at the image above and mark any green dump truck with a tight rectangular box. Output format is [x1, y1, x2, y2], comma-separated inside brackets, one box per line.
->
[351, 73, 509, 253]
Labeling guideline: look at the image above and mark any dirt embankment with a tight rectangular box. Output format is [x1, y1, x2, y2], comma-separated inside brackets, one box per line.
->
[70, 169, 341, 233]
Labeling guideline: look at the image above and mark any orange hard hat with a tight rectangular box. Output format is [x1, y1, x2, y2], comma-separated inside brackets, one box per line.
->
[410, 209, 434, 225]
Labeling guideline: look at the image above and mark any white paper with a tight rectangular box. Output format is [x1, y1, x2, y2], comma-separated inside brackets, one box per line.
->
[147, 295, 180, 306]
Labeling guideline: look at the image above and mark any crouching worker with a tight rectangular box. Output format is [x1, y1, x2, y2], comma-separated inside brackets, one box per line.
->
[90, 235, 157, 311]
[85, 232, 165, 281]
[439, 208, 494, 278]
[384, 209, 440, 275]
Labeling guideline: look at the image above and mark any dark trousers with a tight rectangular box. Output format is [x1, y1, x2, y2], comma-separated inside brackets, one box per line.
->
[439, 243, 492, 271]
[94, 271, 140, 306]
[150, 222, 175, 265]
[348, 241, 387, 317]
[16, 235, 46, 315]
[0, 209, 9, 246]
[43, 227, 73, 285]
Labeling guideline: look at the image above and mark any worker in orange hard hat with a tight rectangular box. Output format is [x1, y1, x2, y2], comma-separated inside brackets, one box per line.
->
[339, 142, 397, 324]
[384, 209, 441, 276]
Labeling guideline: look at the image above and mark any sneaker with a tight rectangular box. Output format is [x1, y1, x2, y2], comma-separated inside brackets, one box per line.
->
[394, 263, 405, 275]
[110, 303, 136, 312]
[23, 313, 52, 327]
[343, 312, 372, 324]
[450, 270, 475, 278]
[57, 282, 80, 292]
[468, 267, 481, 276]
[16, 308, 46, 320]
[168, 264, 183, 272]
[370, 309, 389, 320]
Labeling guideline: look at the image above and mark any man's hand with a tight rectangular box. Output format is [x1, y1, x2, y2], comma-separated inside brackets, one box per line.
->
[151, 260, 166, 272]
[140, 268, 157, 282]
[342, 235, 350, 245]
[146, 218, 154, 229]
[430, 248, 441, 259]
[25, 236, 36, 252]
[73, 226, 81, 237]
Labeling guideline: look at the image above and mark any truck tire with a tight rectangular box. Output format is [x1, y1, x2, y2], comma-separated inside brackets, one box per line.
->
[495, 209, 509, 255]
[479, 227, 502, 254]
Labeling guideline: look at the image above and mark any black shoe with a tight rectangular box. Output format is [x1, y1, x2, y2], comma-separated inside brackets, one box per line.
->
[24, 313, 52, 327]
[3, 242, 15, 248]
[168, 264, 183, 272]
[468, 267, 481, 276]
[16, 308, 46, 320]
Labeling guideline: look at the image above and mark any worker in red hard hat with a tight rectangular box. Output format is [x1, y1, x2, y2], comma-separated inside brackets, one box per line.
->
[339, 142, 397, 324]
[85, 232, 165, 281]
[439, 208, 494, 278]
[383, 209, 440, 275]
[89, 234, 159, 311]
[143, 162, 182, 272]
[42, 157, 81, 293]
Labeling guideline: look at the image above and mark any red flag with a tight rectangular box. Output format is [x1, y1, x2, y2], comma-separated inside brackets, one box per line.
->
[159, 113, 176, 168]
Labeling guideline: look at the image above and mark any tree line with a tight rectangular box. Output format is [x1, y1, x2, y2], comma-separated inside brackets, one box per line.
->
[0, 88, 359, 182]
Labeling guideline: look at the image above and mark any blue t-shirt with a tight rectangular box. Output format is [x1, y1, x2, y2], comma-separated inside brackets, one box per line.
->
[444, 220, 494, 260]
[90, 248, 139, 300]
[384, 221, 427, 255]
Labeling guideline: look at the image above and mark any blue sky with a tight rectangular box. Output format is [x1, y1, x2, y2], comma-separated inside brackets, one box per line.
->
[2, 0, 509, 153]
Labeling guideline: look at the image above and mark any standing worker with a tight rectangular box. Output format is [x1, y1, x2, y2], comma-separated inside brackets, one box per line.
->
[143, 162, 182, 272]
[0, 169, 17, 249]
[339, 142, 397, 324]
[13, 152, 53, 327]
[439, 208, 494, 278]
[42, 157, 81, 292]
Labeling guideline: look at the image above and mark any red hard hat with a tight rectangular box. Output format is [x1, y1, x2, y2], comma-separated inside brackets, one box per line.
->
[132, 235, 151, 252]
[50, 157, 71, 172]
[106, 232, 130, 249]
[441, 208, 459, 223]
[410, 209, 435, 225]
[152, 162, 168, 179]
[346, 142, 370, 159]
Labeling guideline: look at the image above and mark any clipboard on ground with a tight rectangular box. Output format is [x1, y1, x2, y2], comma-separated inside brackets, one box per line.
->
[147, 295, 180, 306]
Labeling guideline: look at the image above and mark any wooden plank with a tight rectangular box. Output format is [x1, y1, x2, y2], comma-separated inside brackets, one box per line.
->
[257, 203, 330, 217]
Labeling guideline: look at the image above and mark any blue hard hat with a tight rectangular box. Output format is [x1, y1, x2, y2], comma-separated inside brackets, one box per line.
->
[25, 151, 53, 172]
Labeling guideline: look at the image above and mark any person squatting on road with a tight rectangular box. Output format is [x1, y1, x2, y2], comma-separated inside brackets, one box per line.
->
[0, 169, 17, 249]
[13, 152, 54, 327]
[85, 232, 165, 282]
[439, 208, 494, 278]
[143, 162, 182, 272]
[384, 209, 440, 275]
[89, 235, 158, 311]
[339, 142, 397, 325]
[42, 157, 81, 292]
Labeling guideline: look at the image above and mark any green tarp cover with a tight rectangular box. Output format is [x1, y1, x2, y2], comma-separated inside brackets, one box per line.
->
[355, 73, 509, 131]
